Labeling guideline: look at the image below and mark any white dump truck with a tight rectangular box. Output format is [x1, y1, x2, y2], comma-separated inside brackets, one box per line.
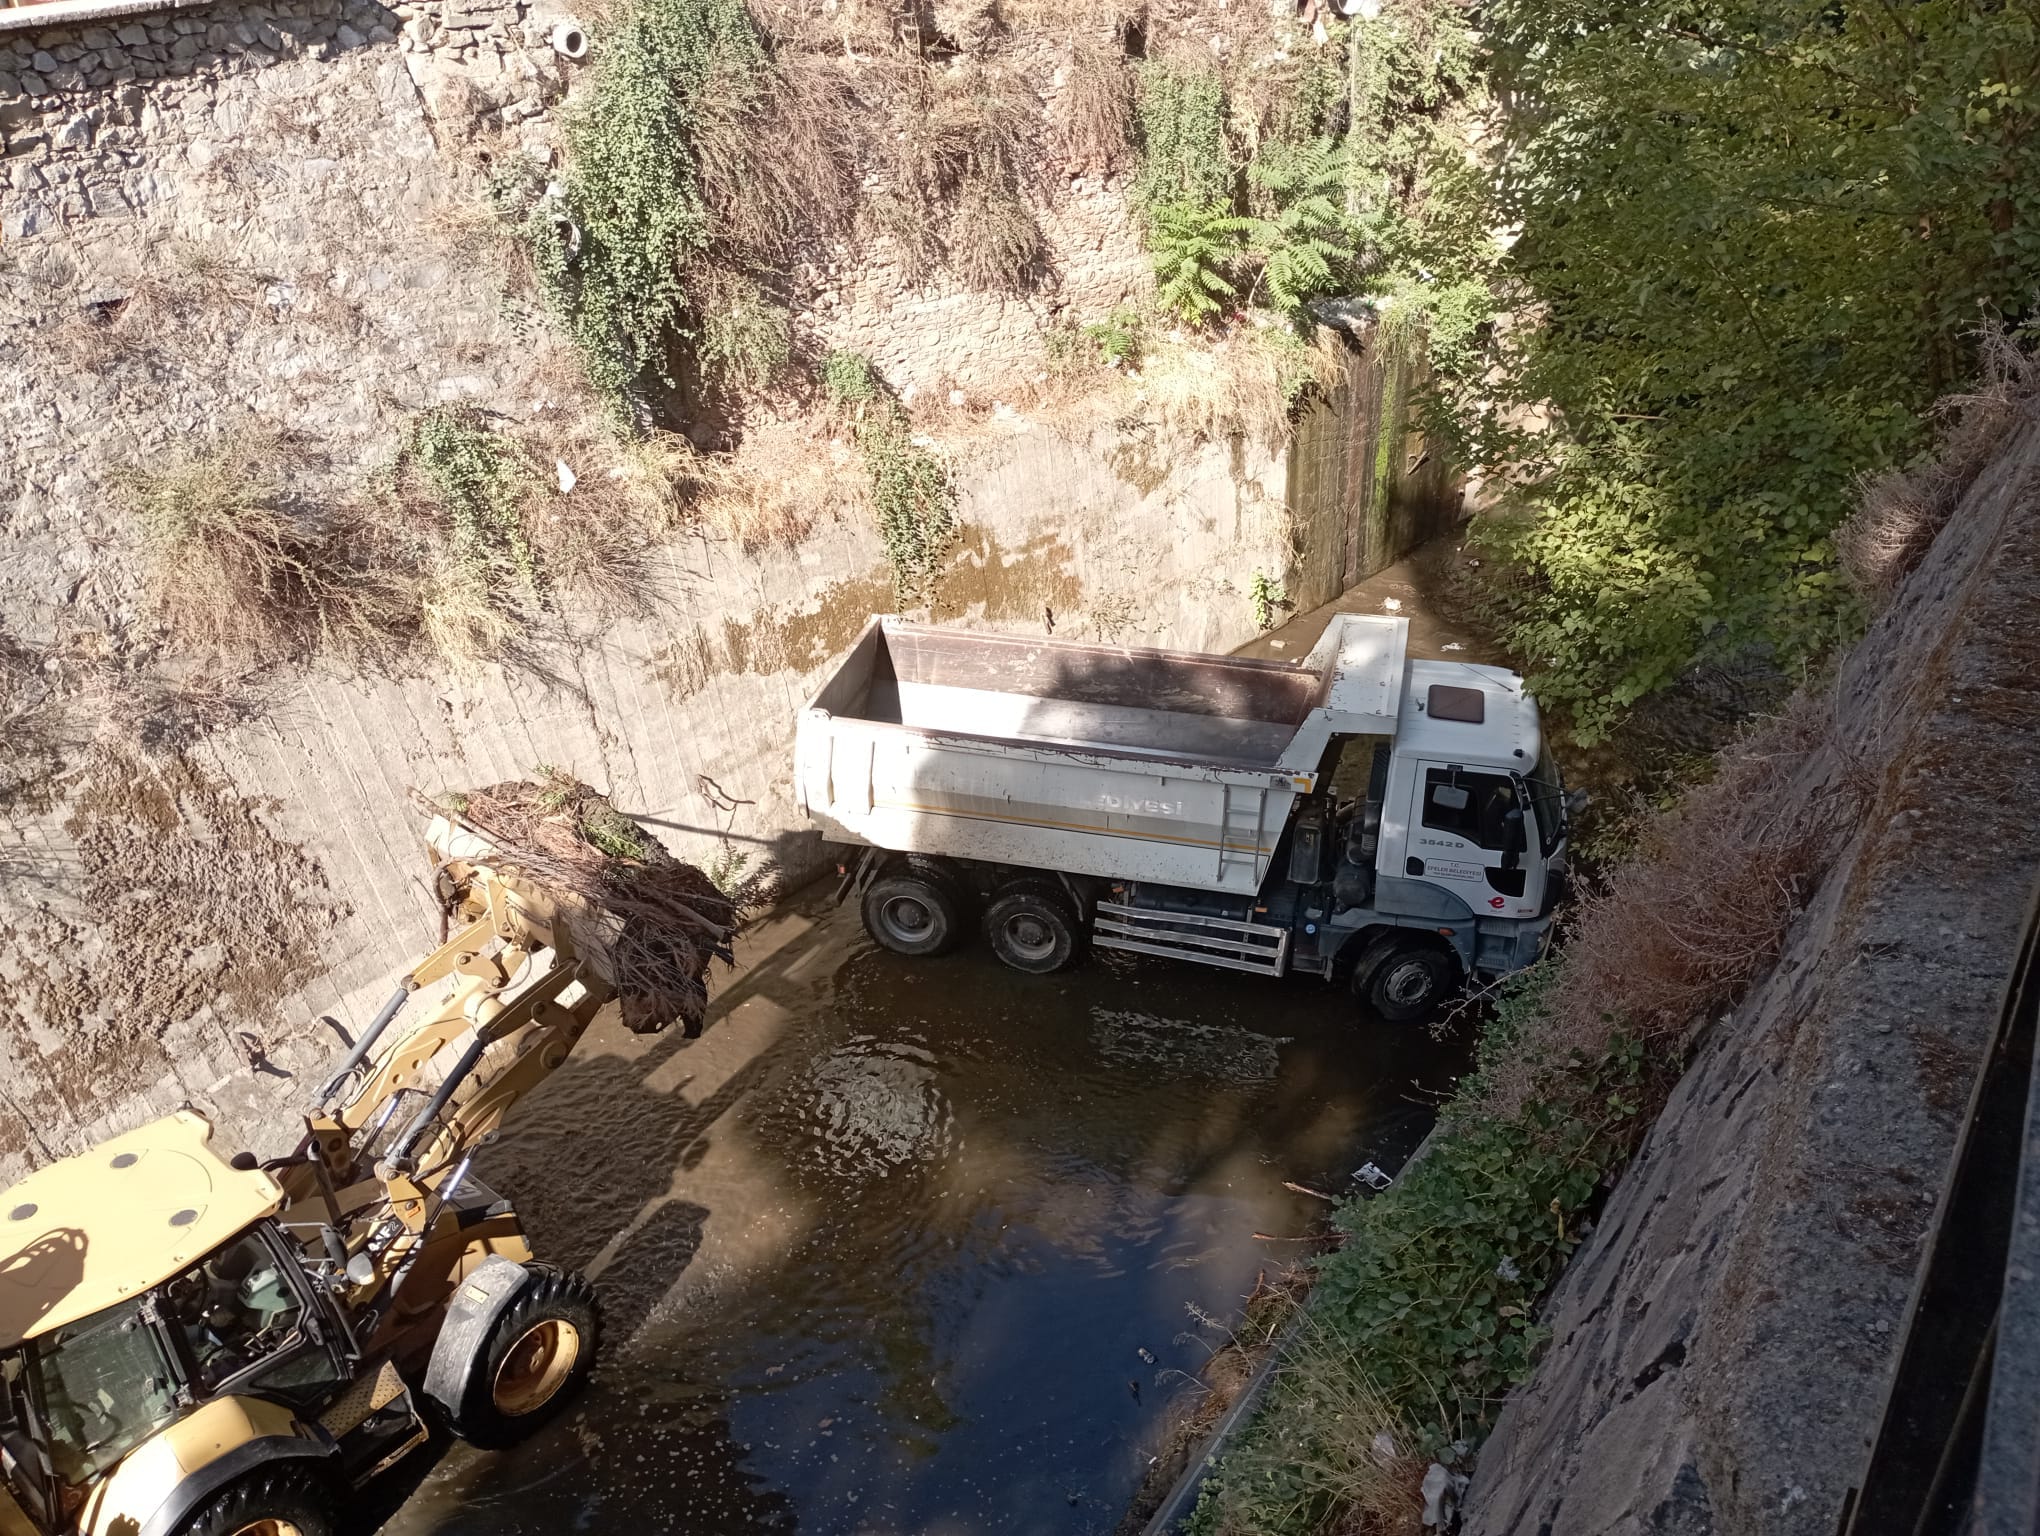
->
[794, 615, 1578, 1020]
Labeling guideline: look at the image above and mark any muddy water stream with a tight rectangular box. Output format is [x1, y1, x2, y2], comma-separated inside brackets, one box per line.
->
[375, 558, 1494, 1536]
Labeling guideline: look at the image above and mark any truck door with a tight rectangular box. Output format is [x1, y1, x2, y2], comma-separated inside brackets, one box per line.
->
[1404, 763, 1544, 920]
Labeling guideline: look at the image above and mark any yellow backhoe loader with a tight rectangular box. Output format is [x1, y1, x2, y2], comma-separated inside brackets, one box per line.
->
[0, 813, 703, 1536]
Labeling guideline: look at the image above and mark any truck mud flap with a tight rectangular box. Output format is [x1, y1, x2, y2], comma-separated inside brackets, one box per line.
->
[1094, 901, 1290, 976]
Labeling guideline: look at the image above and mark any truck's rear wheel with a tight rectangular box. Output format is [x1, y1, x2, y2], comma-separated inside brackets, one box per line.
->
[448, 1265, 600, 1449]
[175, 1461, 336, 1536]
[1354, 937, 1460, 1023]
[983, 881, 1083, 974]
[862, 872, 965, 957]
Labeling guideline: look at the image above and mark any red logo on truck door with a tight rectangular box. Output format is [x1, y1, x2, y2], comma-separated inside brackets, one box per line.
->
[1489, 896, 1506, 909]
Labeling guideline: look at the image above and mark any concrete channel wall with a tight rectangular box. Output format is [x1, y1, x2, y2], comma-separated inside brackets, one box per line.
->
[0, 0, 1457, 1180]
[1460, 418, 2040, 1534]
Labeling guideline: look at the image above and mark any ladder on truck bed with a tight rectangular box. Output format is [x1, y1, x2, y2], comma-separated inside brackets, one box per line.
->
[1093, 903, 1291, 977]
[1215, 782, 1270, 886]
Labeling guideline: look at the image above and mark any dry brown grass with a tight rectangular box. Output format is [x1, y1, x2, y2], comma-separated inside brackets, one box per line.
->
[695, 50, 859, 266]
[1138, 322, 1346, 447]
[858, 59, 1044, 289]
[1839, 325, 2040, 603]
[1478, 690, 1857, 1115]
[119, 432, 415, 664]
[1056, 31, 1134, 171]
[680, 417, 858, 550]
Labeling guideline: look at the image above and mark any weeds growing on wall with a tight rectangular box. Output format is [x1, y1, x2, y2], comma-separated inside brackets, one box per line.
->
[120, 433, 410, 662]
[1130, 50, 1361, 331]
[1248, 570, 1285, 630]
[522, 0, 767, 413]
[825, 351, 958, 603]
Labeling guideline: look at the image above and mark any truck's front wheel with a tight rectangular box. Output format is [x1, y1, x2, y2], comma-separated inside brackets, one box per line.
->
[1354, 937, 1461, 1023]
[983, 881, 1083, 974]
[862, 873, 965, 957]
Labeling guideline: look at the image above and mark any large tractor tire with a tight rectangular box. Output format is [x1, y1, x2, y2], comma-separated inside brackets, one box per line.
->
[860, 870, 966, 957]
[445, 1265, 600, 1450]
[174, 1461, 337, 1536]
[981, 879, 1085, 975]
[1352, 935, 1462, 1023]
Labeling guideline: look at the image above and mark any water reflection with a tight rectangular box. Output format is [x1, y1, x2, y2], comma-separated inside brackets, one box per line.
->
[376, 898, 1463, 1536]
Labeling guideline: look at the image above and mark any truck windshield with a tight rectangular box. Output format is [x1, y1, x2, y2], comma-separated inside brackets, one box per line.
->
[29, 1299, 178, 1486]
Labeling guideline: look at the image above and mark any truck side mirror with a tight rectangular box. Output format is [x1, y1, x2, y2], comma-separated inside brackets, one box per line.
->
[1501, 808, 1526, 871]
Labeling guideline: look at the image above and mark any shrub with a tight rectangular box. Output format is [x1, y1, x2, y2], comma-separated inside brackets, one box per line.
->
[1246, 137, 1352, 325]
[1149, 199, 1252, 325]
[121, 433, 409, 662]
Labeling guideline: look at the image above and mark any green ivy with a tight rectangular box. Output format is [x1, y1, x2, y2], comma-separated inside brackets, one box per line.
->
[861, 412, 957, 604]
[824, 352, 958, 602]
[527, 0, 764, 413]
[1133, 61, 1232, 218]
[406, 407, 540, 598]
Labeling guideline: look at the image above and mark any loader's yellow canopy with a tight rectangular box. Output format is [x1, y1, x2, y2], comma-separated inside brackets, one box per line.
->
[0, 1110, 283, 1348]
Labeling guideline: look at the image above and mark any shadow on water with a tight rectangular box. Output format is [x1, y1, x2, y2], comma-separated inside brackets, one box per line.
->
[371, 885, 1467, 1536]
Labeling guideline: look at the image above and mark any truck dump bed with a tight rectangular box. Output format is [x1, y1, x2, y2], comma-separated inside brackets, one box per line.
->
[797, 616, 1408, 898]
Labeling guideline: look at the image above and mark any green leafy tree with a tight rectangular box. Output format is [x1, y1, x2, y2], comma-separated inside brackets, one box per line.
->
[1411, 0, 2040, 737]
[1149, 200, 1253, 325]
[1247, 136, 1352, 323]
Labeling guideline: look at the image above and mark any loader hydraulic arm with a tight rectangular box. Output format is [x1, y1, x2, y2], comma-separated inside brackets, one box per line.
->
[287, 817, 620, 1207]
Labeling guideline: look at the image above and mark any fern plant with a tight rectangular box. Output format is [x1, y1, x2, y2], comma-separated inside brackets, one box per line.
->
[1247, 136, 1353, 324]
[1149, 200, 1252, 326]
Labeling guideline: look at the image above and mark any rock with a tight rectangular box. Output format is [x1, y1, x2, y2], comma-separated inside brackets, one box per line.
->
[53, 113, 92, 149]
[336, 23, 365, 46]
[116, 25, 149, 45]
[31, 50, 57, 74]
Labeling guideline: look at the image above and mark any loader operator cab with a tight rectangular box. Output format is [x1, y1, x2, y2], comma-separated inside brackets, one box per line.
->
[0, 1112, 357, 1536]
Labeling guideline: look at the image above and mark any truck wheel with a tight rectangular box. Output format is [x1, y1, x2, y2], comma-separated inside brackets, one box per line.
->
[862, 873, 964, 957]
[175, 1461, 337, 1536]
[982, 881, 1083, 974]
[449, 1265, 600, 1449]
[1354, 937, 1460, 1023]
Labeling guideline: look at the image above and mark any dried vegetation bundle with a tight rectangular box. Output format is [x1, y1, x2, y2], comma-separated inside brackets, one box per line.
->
[423, 771, 738, 1035]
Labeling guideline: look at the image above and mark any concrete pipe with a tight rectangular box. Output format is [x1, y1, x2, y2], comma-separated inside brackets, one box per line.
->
[550, 19, 589, 60]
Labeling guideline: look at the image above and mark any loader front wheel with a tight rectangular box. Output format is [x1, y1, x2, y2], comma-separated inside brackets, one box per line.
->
[862, 873, 964, 957]
[175, 1461, 336, 1536]
[449, 1266, 600, 1449]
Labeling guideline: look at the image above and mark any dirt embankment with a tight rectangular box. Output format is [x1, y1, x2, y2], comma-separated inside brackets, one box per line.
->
[1461, 414, 2040, 1531]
